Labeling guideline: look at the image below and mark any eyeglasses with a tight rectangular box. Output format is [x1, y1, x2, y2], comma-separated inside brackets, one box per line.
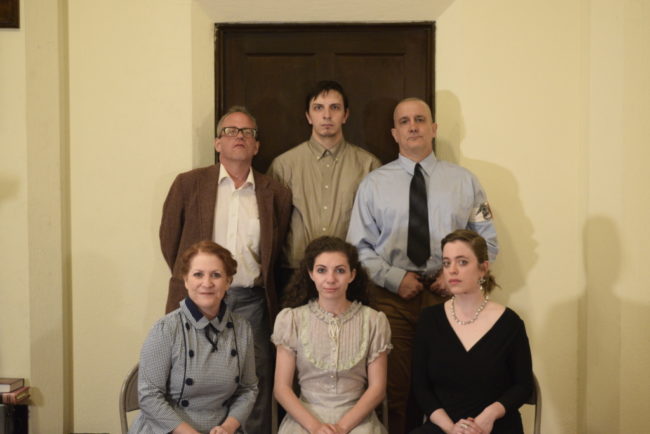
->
[220, 127, 257, 138]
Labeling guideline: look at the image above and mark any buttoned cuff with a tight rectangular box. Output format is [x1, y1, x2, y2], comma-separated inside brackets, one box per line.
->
[384, 267, 407, 294]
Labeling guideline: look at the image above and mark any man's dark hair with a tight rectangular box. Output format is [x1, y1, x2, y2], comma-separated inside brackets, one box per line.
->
[305, 80, 349, 112]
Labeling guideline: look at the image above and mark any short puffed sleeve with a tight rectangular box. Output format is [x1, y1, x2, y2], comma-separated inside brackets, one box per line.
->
[367, 309, 393, 364]
[271, 307, 299, 353]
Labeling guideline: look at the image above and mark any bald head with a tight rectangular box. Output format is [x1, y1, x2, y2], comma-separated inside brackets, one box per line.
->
[393, 97, 433, 125]
[390, 98, 437, 162]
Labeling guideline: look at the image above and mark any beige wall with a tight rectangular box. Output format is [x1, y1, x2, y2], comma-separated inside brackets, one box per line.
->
[1, 0, 648, 432]
[583, 1, 650, 433]
[437, 2, 586, 431]
[0, 1, 29, 383]
[1, 0, 73, 431]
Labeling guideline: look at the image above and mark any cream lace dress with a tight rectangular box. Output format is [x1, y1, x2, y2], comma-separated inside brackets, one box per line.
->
[272, 300, 392, 433]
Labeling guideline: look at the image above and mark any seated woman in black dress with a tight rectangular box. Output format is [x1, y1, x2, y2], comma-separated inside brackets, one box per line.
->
[411, 229, 533, 434]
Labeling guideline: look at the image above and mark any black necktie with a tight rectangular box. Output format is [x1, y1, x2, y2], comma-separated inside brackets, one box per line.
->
[407, 163, 430, 266]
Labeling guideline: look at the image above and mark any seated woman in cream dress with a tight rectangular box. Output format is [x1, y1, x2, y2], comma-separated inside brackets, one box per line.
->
[272, 236, 392, 434]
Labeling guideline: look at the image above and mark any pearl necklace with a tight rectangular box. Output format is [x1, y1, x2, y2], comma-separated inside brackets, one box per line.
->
[450, 294, 489, 325]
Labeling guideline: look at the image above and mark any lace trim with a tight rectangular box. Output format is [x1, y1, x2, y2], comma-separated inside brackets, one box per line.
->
[307, 300, 362, 324]
[299, 301, 369, 372]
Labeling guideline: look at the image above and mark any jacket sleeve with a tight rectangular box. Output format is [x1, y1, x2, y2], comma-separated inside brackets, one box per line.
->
[160, 174, 186, 271]
[276, 185, 292, 258]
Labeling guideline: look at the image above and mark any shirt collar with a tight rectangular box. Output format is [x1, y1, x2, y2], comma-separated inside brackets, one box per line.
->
[182, 296, 230, 331]
[398, 152, 437, 176]
[307, 137, 347, 160]
[218, 163, 255, 189]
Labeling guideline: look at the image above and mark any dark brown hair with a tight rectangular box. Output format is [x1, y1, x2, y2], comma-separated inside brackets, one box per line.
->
[305, 80, 349, 112]
[179, 240, 237, 279]
[441, 229, 499, 293]
[282, 236, 370, 308]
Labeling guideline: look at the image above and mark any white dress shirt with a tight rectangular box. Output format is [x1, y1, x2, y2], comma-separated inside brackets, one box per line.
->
[213, 164, 261, 288]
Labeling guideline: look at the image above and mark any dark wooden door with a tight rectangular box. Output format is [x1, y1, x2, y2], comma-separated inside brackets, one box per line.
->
[216, 23, 435, 172]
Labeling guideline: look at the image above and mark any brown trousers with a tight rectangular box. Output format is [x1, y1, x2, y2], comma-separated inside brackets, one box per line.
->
[370, 284, 445, 434]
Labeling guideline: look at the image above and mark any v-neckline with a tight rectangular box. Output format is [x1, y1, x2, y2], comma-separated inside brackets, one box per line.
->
[443, 306, 508, 353]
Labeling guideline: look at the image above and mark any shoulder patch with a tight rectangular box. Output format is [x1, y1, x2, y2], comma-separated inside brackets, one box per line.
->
[470, 202, 493, 222]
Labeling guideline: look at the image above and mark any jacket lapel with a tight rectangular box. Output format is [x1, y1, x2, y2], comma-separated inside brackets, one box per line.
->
[254, 170, 273, 276]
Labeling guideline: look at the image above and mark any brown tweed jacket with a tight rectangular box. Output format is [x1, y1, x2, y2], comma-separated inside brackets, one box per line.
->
[159, 164, 292, 320]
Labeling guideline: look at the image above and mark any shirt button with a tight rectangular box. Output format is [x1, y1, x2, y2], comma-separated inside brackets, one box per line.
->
[231, 349, 237, 357]
[323, 206, 328, 210]
[235, 376, 240, 383]
[227, 322, 234, 328]
[181, 399, 189, 407]
[185, 378, 194, 386]
[188, 350, 194, 358]
[324, 185, 329, 189]
[322, 227, 326, 232]
[185, 322, 190, 330]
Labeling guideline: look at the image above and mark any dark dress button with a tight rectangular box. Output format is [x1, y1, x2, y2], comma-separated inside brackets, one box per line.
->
[188, 350, 194, 358]
[185, 322, 190, 330]
[235, 376, 240, 383]
[181, 399, 189, 407]
[226, 321, 234, 328]
[231, 349, 237, 357]
[185, 378, 194, 386]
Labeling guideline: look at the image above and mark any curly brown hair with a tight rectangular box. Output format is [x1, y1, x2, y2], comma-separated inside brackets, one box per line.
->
[440, 229, 499, 293]
[282, 236, 370, 308]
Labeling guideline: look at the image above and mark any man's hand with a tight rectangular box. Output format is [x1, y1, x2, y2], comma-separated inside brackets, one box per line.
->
[397, 272, 424, 300]
[428, 271, 450, 297]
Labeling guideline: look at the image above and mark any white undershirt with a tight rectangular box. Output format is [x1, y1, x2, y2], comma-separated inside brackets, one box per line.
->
[213, 164, 261, 288]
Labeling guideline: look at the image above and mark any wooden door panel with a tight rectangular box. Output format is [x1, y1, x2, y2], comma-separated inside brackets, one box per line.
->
[216, 23, 434, 172]
[242, 55, 317, 167]
[335, 55, 408, 163]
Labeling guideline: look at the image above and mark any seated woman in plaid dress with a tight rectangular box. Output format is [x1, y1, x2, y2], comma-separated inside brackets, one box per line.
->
[130, 241, 258, 434]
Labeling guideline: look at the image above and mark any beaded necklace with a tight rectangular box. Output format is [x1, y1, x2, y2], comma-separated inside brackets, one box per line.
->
[450, 294, 489, 325]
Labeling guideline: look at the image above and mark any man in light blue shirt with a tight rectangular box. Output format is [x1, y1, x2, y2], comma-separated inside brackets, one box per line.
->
[347, 97, 498, 433]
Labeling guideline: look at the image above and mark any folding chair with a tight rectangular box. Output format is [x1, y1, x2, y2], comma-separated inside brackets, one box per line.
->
[119, 364, 139, 434]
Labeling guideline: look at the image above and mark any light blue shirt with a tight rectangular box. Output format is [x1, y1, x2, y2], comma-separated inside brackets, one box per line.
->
[347, 152, 498, 293]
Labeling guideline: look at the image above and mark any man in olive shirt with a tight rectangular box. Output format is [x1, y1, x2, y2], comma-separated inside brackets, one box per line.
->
[267, 80, 381, 278]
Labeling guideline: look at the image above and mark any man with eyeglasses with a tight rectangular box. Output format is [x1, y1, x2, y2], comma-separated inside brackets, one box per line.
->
[267, 80, 381, 285]
[160, 106, 291, 434]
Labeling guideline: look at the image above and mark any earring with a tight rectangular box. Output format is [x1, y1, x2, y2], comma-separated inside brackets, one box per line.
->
[479, 277, 486, 292]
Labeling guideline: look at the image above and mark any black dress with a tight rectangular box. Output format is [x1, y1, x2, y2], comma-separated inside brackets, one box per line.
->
[410, 304, 533, 434]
